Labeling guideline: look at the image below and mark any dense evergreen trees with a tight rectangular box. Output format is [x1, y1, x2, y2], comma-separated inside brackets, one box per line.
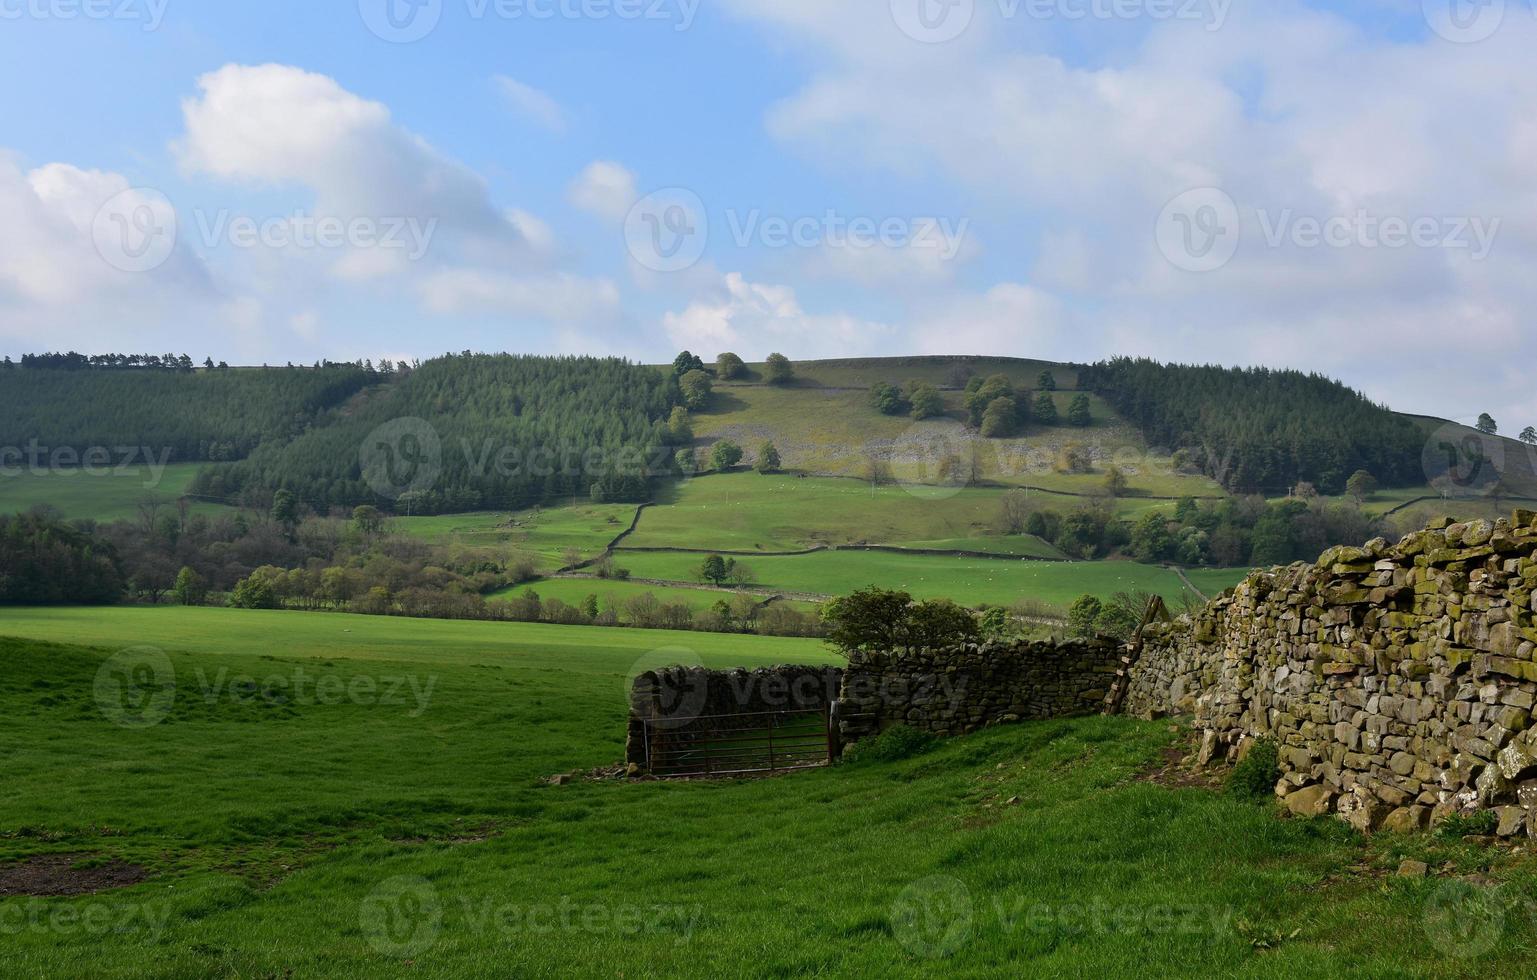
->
[197, 354, 679, 514]
[0, 362, 375, 464]
[1080, 358, 1424, 494]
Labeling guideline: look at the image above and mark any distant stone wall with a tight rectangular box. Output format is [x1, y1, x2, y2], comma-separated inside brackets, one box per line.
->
[1126, 511, 1537, 834]
[626, 666, 843, 770]
[836, 639, 1122, 743]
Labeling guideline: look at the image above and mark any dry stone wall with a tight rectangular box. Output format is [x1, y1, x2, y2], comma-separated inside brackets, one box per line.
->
[1126, 511, 1537, 835]
[836, 638, 1122, 743]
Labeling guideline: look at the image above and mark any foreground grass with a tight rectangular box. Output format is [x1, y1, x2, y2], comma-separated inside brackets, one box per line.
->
[4, 609, 1536, 976]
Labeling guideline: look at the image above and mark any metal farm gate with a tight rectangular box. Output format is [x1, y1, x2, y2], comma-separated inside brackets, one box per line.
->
[640, 706, 836, 778]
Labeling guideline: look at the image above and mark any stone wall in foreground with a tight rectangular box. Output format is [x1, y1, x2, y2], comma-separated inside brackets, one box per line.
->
[1125, 511, 1537, 835]
[836, 638, 1122, 743]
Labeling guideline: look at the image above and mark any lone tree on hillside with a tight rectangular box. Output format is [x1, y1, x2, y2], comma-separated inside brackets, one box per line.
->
[1103, 466, 1128, 498]
[765, 353, 795, 385]
[756, 441, 781, 474]
[1346, 468, 1379, 504]
[909, 383, 946, 421]
[1033, 392, 1059, 426]
[870, 382, 906, 416]
[716, 352, 746, 380]
[981, 397, 1019, 438]
[1068, 393, 1092, 427]
[1067, 595, 1103, 639]
[710, 440, 744, 472]
[1477, 413, 1499, 435]
[1000, 489, 1030, 535]
[699, 554, 736, 587]
[673, 351, 705, 376]
[666, 406, 693, 443]
[679, 370, 713, 410]
[1037, 370, 1057, 391]
[1522, 426, 1537, 446]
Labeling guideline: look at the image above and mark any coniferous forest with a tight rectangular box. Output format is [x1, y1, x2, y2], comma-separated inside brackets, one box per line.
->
[1080, 357, 1427, 494]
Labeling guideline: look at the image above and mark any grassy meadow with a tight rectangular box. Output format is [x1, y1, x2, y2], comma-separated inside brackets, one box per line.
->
[611, 550, 1236, 612]
[4, 606, 1537, 976]
[0, 463, 225, 523]
[394, 503, 637, 570]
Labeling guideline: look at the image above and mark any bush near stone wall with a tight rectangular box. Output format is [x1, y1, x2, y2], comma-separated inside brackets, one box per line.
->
[1126, 510, 1537, 836]
[837, 638, 1122, 743]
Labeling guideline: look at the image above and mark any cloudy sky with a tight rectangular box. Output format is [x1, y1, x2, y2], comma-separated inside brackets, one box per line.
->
[0, 0, 1533, 428]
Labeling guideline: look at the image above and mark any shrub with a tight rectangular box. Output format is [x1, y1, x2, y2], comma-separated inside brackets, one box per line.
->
[1436, 810, 1499, 839]
[1226, 739, 1280, 799]
[845, 725, 937, 764]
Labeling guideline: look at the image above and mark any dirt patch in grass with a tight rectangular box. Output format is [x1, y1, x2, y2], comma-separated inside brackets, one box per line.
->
[0, 853, 150, 897]
[1139, 739, 1226, 792]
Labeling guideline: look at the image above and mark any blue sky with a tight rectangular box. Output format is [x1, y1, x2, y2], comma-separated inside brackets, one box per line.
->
[1, 0, 1534, 428]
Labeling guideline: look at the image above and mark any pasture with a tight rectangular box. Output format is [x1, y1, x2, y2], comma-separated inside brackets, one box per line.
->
[0, 463, 222, 522]
[2, 606, 1533, 976]
[612, 550, 1237, 612]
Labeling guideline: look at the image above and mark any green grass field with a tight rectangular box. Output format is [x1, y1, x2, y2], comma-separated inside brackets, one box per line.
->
[0, 463, 226, 522]
[4, 606, 1536, 976]
[627, 474, 1176, 553]
[394, 503, 637, 570]
[492, 577, 823, 618]
[613, 550, 1238, 611]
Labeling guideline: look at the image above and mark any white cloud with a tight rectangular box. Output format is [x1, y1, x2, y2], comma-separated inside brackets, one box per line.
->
[715, 2, 1537, 422]
[568, 161, 638, 222]
[418, 269, 621, 322]
[663, 271, 892, 358]
[0, 153, 218, 344]
[494, 75, 567, 133]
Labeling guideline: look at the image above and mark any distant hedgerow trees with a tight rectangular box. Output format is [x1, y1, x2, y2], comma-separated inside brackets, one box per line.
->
[0, 512, 124, 605]
[764, 353, 795, 385]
